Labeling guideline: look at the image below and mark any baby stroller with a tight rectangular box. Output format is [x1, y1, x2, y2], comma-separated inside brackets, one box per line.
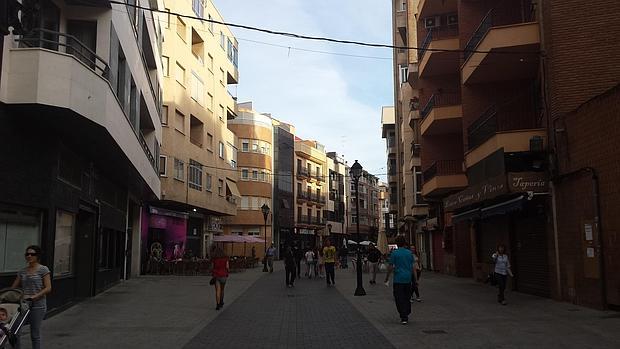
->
[0, 288, 31, 348]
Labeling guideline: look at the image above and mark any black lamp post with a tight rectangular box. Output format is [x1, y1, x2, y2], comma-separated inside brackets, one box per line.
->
[350, 160, 366, 296]
[261, 203, 270, 272]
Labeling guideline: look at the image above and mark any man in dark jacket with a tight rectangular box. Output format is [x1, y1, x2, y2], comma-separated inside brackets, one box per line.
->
[367, 244, 382, 284]
[293, 244, 303, 277]
[284, 246, 296, 288]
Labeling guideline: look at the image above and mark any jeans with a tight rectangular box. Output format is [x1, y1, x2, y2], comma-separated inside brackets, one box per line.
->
[369, 262, 378, 282]
[266, 257, 274, 272]
[15, 304, 46, 349]
[295, 259, 301, 277]
[325, 263, 335, 285]
[495, 272, 507, 302]
[393, 283, 412, 321]
[285, 265, 296, 286]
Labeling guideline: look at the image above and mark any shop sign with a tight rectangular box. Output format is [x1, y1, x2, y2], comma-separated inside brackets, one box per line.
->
[444, 175, 507, 211]
[507, 172, 548, 193]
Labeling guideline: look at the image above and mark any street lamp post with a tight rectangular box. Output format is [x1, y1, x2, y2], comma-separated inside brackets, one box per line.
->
[261, 204, 270, 272]
[350, 160, 366, 296]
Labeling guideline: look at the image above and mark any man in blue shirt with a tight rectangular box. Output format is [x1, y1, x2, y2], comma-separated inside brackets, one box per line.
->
[384, 236, 414, 324]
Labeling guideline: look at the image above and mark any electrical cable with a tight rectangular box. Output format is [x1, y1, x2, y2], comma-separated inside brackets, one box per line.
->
[108, 0, 541, 56]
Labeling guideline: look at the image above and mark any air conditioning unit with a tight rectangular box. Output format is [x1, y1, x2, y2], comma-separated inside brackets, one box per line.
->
[447, 14, 458, 26]
[424, 16, 441, 28]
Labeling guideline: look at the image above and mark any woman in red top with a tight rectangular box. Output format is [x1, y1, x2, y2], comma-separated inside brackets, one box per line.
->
[211, 246, 229, 310]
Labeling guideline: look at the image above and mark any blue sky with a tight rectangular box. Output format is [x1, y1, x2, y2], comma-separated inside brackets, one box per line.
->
[213, 0, 394, 178]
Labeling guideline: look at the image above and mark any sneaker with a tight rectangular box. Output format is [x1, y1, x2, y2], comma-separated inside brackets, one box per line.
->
[401, 319, 408, 325]
[384, 281, 390, 287]
[416, 298, 422, 302]
[501, 300, 507, 305]
[216, 304, 221, 310]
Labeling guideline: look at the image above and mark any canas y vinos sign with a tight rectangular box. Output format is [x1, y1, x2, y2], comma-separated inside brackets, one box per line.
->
[444, 176, 506, 211]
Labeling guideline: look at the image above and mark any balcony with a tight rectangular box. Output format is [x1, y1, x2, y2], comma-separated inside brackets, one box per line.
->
[420, 93, 463, 136]
[462, 3, 540, 85]
[466, 102, 545, 168]
[422, 160, 467, 197]
[3, 28, 160, 195]
[418, 26, 460, 78]
[418, 0, 458, 19]
[298, 215, 324, 226]
[297, 167, 310, 179]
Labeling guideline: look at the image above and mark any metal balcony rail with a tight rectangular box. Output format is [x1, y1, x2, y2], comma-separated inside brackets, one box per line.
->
[16, 28, 110, 79]
[417, 26, 459, 61]
[138, 131, 157, 171]
[297, 168, 310, 177]
[298, 215, 324, 225]
[422, 159, 463, 183]
[463, 1, 537, 61]
[420, 92, 462, 119]
[467, 96, 539, 150]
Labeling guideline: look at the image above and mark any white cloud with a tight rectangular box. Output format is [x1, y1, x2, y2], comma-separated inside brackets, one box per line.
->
[213, 0, 392, 176]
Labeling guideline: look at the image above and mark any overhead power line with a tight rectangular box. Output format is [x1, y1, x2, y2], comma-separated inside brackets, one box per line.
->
[108, 0, 541, 56]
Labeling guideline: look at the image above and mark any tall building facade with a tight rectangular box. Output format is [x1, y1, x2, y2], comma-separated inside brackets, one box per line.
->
[294, 139, 327, 249]
[390, 0, 428, 246]
[148, 0, 240, 261]
[346, 170, 380, 242]
[272, 119, 295, 257]
[0, 0, 163, 310]
[326, 152, 348, 248]
[381, 106, 399, 236]
[224, 102, 273, 258]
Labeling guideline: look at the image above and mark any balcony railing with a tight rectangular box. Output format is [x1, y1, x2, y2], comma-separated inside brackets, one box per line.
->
[468, 96, 539, 150]
[16, 28, 110, 78]
[420, 93, 462, 119]
[297, 168, 310, 178]
[298, 215, 324, 226]
[417, 26, 460, 61]
[422, 160, 463, 183]
[138, 131, 157, 171]
[463, 1, 537, 61]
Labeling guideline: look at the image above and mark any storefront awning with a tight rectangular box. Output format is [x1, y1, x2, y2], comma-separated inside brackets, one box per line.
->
[480, 196, 524, 218]
[226, 179, 241, 198]
[452, 208, 480, 223]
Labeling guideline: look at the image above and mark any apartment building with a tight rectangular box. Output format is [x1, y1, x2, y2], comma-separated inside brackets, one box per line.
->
[0, 0, 163, 309]
[381, 106, 399, 227]
[148, 0, 240, 260]
[346, 170, 380, 242]
[294, 139, 327, 249]
[326, 152, 348, 249]
[224, 102, 273, 258]
[272, 119, 295, 257]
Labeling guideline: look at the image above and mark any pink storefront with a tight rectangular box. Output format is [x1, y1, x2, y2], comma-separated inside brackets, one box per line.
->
[141, 206, 188, 267]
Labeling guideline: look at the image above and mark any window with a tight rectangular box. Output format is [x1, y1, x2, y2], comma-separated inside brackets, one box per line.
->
[218, 142, 225, 158]
[219, 68, 225, 85]
[161, 105, 168, 125]
[159, 155, 167, 176]
[227, 38, 233, 61]
[191, 28, 204, 64]
[190, 72, 204, 105]
[208, 54, 214, 72]
[0, 209, 41, 273]
[176, 62, 185, 86]
[189, 160, 203, 190]
[218, 179, 224, 196]
[242, 169, 249, 180]
[252, 140, 259, 152]
[232, 46, 238, 67]
[164, 8, 170, 28]
[174, 110, 185, 134]
[162, 56, 169, 76]
[207, 133, 213, 147]
[208, 14, 214, 33]
[399, 64, 408, 84]
[192, 0, 204, 18]
[399, 0, 407, 12]
[220, 31, 225, 48]
[252, 170, 258, 181]
[189, 115, 203, 147]
[206, 173, 212, 191]
[242, 140, 249, 152]
[176, 16, 187, 41]
[174, 158, 185, 181]
[207, 93, 214, 112]
[53, 210, 75, 277]
[219, 105, 225, 121]
[352, 215, 358, 224]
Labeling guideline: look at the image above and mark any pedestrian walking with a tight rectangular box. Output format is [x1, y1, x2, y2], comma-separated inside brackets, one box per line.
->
[266, 243, 276, 273]
[384, 236, 414, 325]
[305, 249, 316, 278]
[492, 243, 514, 305]
[294, 244, 303, 278]
[316, 248, 325, 278]
[338, 245, 349, 269]
[11, 245, 52, 349]
[367, 244, 381, 285]
[284, 246, 296, 288]
[323, 239, 337, 286]
[210, 246, 229, 310]
[410, 245, 422, 302]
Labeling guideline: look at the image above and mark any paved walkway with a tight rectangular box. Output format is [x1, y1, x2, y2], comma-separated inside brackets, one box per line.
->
[15, 262, 620, 348]
[334, 266, 620, 348]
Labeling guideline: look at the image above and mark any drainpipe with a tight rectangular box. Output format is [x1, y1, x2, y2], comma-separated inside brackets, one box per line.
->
[549, 181, 562, 299]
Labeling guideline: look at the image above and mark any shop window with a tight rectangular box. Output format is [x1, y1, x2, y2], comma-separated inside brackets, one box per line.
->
[53, 210, 75, 277]
[0, 208, 41, 273]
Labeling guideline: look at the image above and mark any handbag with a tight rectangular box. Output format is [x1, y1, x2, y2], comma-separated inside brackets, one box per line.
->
[209, 277, 216, 285]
